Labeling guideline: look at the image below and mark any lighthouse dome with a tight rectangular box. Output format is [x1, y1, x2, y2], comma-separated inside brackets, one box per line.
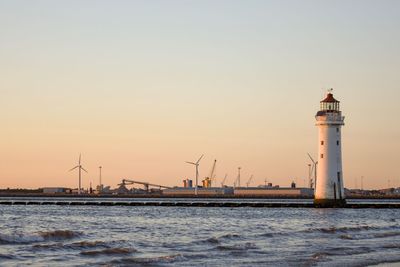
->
[319, 92, 340, 113]
[321, 93, 339, 103]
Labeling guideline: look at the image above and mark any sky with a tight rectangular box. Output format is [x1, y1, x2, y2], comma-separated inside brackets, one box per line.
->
[1, 0, 399, 190]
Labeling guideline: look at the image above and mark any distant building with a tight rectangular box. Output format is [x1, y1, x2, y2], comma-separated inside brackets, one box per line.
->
[163, 187, 313, 197]
[183, 179, 193, 188]
[379, 188, 399, 196]
[71, 188, 86, 194]
[42, 187, 71, 194]
[234, 187, 314, 197]
[163, 187, 233, 196]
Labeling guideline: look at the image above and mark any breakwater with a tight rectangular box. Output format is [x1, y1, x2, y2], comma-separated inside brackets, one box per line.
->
[1, 200, 399, 208]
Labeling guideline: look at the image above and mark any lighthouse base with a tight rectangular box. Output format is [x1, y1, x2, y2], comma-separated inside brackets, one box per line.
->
[314, 199, 346, 208]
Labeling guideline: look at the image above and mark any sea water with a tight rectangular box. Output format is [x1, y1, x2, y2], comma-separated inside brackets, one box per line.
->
[1, 199, 400, 266]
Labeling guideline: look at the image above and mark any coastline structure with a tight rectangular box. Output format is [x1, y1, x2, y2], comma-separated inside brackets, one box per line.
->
[0, 199, 399, 209]
[314, 90, 346, 207]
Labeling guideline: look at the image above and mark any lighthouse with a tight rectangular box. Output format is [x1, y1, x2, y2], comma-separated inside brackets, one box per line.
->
[314, 90, 346, 207]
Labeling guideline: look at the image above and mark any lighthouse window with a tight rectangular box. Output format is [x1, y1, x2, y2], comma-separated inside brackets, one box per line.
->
[320, 154, 324, 159]
[336, 128, 339, 132]
[321, 141, 324, 145]
[337, 141, 340, 145]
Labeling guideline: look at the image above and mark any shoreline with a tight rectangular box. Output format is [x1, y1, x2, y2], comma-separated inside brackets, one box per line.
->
[1, 199, 399, 208]
[0, 193, 400, 199]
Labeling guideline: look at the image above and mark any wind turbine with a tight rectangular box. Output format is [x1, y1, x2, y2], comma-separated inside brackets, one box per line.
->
[307, 153, 318, 189]
[69, 154, 88, 195]
[185, 154, 204, 196]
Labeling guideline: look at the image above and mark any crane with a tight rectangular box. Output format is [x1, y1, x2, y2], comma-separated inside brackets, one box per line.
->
[234, 167, 241, 188]
[246, 175, 253, 187]
[209, 159, 217, 185]
[221, 173, 228, 187]
[204, 159, 217, 187]
[118, 179, 171, 192]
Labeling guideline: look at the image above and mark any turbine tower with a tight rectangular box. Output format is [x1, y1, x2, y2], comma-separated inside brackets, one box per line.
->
[185, 154, 204, 196]
[307, 153, 318, 189]
[314, 89, 346, 207]
[99, 166, 103, 192]
[69, 154, 88, 195]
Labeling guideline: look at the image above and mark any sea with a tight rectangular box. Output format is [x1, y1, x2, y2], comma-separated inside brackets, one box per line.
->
[1, 198, 400, 266]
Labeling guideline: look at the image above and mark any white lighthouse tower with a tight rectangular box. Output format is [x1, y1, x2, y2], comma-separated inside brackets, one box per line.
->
[314, 90, 346, 207]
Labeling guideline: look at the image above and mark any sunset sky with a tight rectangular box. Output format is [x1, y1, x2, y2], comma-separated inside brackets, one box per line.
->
[1, 0, 399, 190]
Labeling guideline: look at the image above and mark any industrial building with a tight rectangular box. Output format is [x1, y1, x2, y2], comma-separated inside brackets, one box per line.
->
[163, 187, 234, 196]
[234, 187, 314, 197]
[162, 186, 313, 197]
[42, 187, 72, 194]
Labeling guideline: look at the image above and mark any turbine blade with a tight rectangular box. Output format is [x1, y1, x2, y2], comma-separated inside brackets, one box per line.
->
[69, 166, 79, 172]
[81, 167, 88, 173]
[196, 154, 204, 164]
[79, 154, 81, 164]
[185, 161, 196, 165]
[307, 153, 316, 164]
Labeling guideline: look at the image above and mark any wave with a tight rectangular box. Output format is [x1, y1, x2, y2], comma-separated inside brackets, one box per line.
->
[107, 254, 184, 264]
[339, 234, 353, 240]
[260, 232, 276, 238]
[0, 230, 81, 244]
[204, 237, 220, 244]
[38, 230, 80, 240]
[372, 231, 400, 238]
[32, 243, 64, 250]
[314, 246, 373, 257]
[303, 225, 398, 234]
[255, 225, 396, 239]
[0, 254, 16, 260]
[80, 247, 137, 256]
[69, 240, 108, 248]
[311, 252, 329, 260]
[382, 243, 400, 249]
[195, 236, 220, 245]
[33, 240, 109, 250]
[307, 246, 375, 265]
[0, 233, 45, 244]
[338, 231, 400, 241]
[217, 242, 257, 251]
[192, 233, 242, 246]
[218, 233, 241, 239]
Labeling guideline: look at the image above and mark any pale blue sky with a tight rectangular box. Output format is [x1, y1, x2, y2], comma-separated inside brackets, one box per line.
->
[1, 0, 399, 189]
